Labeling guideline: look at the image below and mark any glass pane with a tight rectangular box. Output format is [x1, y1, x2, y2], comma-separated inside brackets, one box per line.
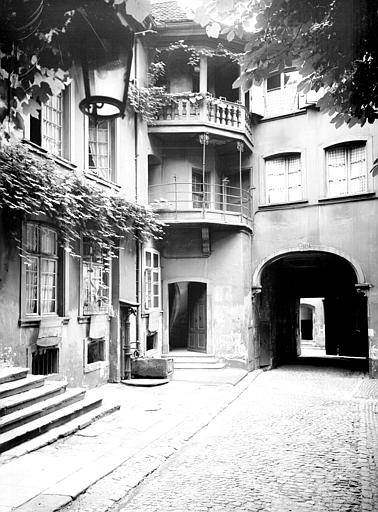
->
[349, 145, 367, 193]
[145, 251, 151, 267]
[267, 74, 281, 92]
[327, 147, 347, 196]
[40, 227, 57, 255]
[25, 257, 38, 314]
[88, 118, 111, 179]
[153, 253, 159, 268]
[26, 223, 39, 253]
[40, 258, 57, 314]
[287, 155, 302, 201]
[42, 94, 63, 156]
[266, 158, 286, 203]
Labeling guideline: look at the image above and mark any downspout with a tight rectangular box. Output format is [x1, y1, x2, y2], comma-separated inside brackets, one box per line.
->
[134, 36, 141, 352]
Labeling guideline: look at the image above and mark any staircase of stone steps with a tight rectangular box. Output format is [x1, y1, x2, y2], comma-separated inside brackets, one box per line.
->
[0, 366, 119, 456]
[169, 353, 226, 370]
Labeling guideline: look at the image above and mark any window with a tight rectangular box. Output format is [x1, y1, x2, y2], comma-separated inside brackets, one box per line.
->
[24, 223, 58, 316]
[144, 249, 161, 311]
[265, 154, 302, 204]
[30, 92, 66, 157]
[326, 143, 367, 197]
[192, 169, 210, 208]
[88, 118, 114, 181]
[265, 70, 299, 117]
[42, 94, 63, 156]
[82, 239, 110, 315]
[32, 347, 59, 375]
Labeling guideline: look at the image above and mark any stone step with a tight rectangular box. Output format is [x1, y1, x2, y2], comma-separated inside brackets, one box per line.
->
[0, 392, 103, 453]
[0, 400, 121, 464]
[172, 356, 220, 364]
[0, 380, 67, 417]
[0, 388, 86, 433]
[174, 361, 227, 370]
[0, 367, 29, 385]
[0, 374, 45, 400]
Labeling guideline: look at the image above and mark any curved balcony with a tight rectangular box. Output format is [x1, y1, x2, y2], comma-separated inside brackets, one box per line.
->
[149, 179, 253, 230]
[149, 93, 253, 148]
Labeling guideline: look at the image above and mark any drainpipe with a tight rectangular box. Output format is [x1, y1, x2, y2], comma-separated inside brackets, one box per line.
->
[134, 37, 140, 353]
[237, 141, 245, 215]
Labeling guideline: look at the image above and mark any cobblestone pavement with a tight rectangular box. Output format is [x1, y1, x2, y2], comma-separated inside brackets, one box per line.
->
[109, 365, 378, 512]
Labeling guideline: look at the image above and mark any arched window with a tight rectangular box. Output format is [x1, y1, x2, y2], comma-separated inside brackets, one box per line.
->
[326, 142, 367, 197]
[265, 153, 302, 204]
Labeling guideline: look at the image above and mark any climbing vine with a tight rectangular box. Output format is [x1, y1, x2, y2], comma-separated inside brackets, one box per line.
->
[0, 137, 164, 257]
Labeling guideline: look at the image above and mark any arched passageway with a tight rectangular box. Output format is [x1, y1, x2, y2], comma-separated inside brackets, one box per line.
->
[254, 251, 368, 370]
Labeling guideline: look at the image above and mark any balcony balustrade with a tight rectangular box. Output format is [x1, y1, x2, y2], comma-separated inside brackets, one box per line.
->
[151, 93, 253, 144]
[149, 179, 253, 229]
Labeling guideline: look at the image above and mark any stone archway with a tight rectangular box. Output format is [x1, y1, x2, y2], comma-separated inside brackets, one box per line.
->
[251, 247, 371, 374]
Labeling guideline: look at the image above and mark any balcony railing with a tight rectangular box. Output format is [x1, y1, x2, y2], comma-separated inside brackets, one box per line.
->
[149, 179, 253, 227]
[152, 93, 253, 142]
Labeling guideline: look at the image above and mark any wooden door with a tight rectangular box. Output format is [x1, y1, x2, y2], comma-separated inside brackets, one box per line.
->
[188, 283, 207, 352]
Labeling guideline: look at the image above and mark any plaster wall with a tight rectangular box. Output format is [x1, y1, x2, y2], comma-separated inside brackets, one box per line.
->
[162, 229, 252, 362]
[251, 109, 378, 375]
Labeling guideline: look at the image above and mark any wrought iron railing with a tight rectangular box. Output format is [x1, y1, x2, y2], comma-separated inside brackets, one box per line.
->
[149, 179, 253, 220]
[153, 93, 253, 141]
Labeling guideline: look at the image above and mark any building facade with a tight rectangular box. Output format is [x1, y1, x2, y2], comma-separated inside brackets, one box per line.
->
[1, 0, 377, 385]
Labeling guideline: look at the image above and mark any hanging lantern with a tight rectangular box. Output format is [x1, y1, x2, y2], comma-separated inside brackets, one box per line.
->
[73, 5, 134, 120]
[79, 29, 134, 120]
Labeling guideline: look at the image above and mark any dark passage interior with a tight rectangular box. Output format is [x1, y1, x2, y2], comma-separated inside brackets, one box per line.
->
[169, 282, 207, 353]
[256, 251, 368, 370]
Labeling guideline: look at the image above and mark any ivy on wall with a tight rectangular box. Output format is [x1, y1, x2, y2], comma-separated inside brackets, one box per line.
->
[0, 138, 163, 257]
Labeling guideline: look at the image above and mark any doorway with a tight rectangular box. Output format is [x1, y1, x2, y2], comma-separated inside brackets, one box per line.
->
[255, 251, 369, 369]
[169, 281, 207, 353]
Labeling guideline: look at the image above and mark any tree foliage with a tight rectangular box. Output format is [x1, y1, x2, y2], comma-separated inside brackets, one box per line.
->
[0, 138, 163, 256]
[195, 0, 378, 127]
[0, 0, 151, 123]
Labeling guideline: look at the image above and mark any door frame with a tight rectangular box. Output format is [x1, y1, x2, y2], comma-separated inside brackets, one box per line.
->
[163, 278, 212, 355]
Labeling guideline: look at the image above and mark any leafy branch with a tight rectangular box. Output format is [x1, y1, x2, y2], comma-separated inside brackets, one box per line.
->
[0, 137, 164, 257]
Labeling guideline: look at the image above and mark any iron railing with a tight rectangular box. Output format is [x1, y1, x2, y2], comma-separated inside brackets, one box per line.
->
[149, 179, 253, 220]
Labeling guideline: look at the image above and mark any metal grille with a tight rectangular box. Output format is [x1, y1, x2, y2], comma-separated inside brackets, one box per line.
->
[32, 348, 59, 375]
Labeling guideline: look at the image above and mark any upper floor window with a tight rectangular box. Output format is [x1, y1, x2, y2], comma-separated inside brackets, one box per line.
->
[144, 249, 161, 311]
[326, 143, 367, 197]
[192, 169, 210, 208]
[41, 94, 63, 156]
[23, 223, 58, 316]
[82, 239, 110, 315]
[265, 154, 302, 204]
[265, 70, 299, 117]
[88, 118, 115, 181]
[30, 92, 67, 157]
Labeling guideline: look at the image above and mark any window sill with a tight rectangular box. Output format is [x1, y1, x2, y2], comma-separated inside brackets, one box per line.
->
[258, 199, 309, 210]
[84, 170, 121, 190]
[22, 140, 76, 171]
[84, 360, 108, 373]
[260, 109, 307, 122]
[77, 314, 112, 324]
[318, 192, 376, 204]
[19, 316, 70, 328]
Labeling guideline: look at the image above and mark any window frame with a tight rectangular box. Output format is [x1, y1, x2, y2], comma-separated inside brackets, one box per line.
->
[143, 248, 161, 312]
[21, 222, 60, 319]
[81, 238, 111, 316]
[85, 116, 116, 183]
[325, 142, 367, 198]
[264, 153, 303, 204]
[27, 87, 71, 160]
